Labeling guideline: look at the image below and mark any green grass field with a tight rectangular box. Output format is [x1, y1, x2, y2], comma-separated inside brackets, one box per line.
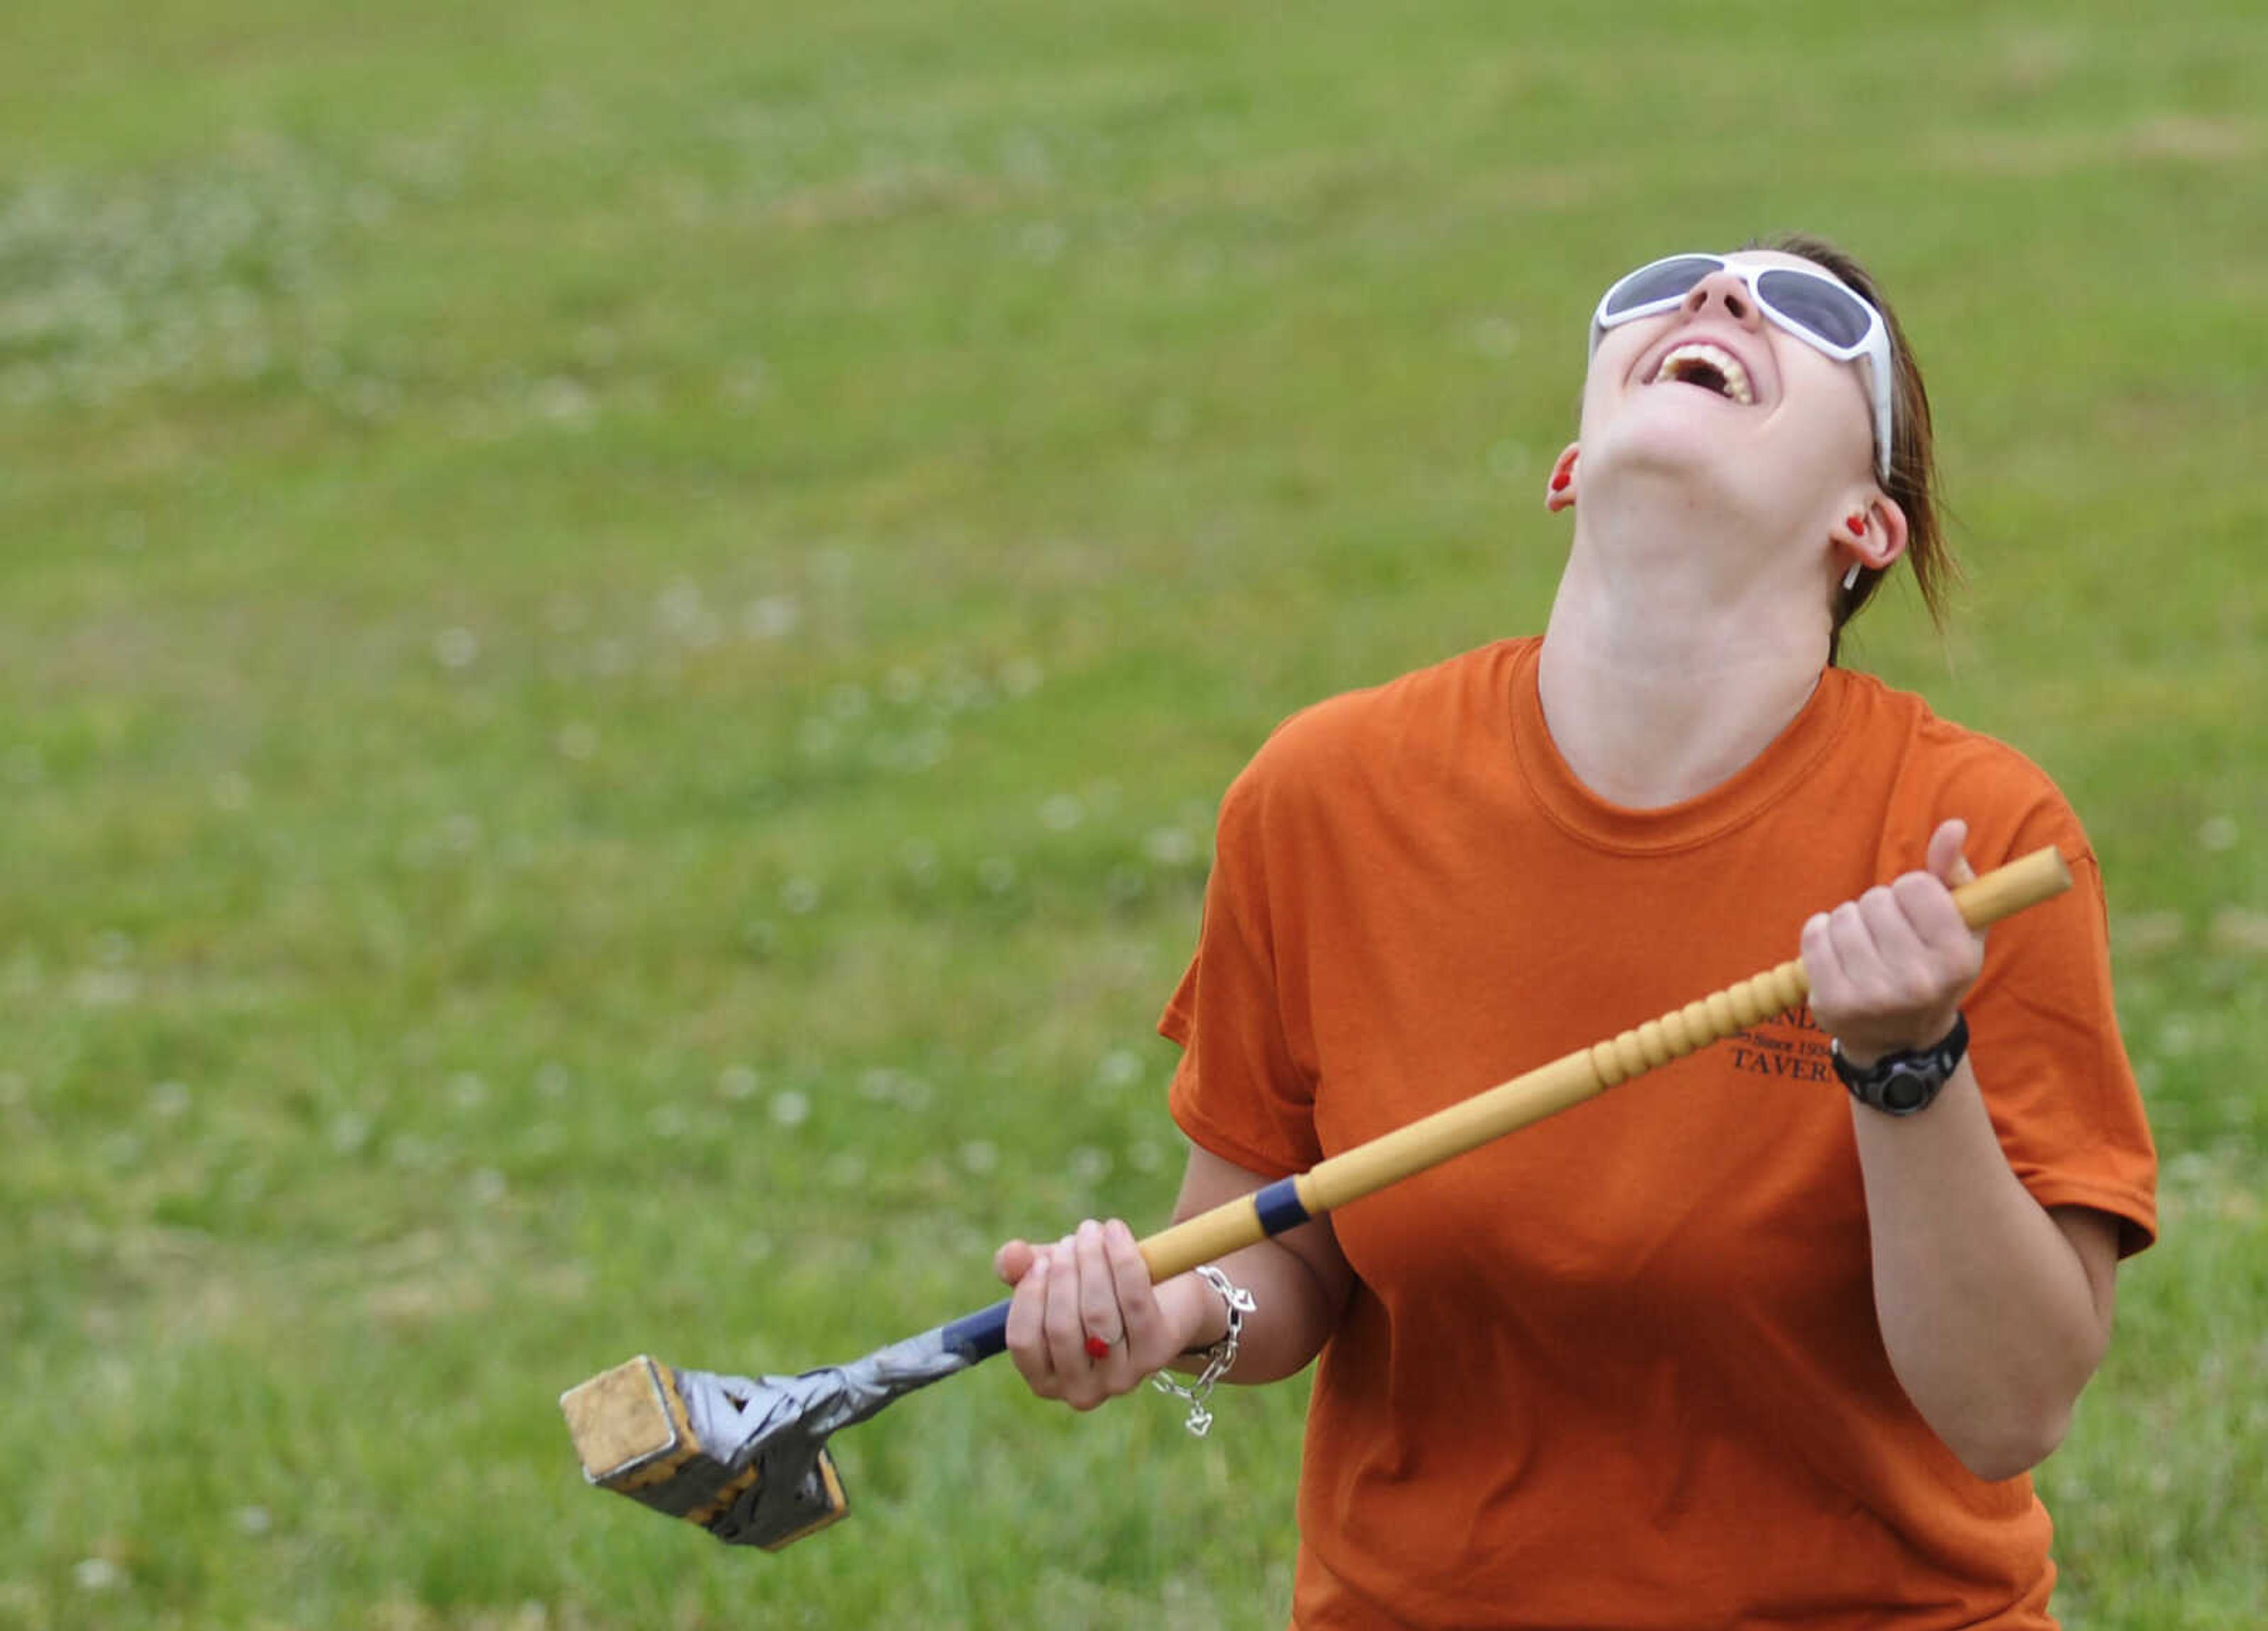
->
[3, 3, 2263, 1626]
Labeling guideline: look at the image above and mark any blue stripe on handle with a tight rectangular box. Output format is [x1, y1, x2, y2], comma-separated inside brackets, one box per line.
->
[1252, 1177, 1311, 1236]
[940, 1298, 1011, 1363]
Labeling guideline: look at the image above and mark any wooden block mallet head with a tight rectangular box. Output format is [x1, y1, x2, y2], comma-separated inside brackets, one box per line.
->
[562, 846, 2074, 1551]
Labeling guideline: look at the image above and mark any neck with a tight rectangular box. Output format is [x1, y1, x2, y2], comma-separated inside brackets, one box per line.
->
[1538, 500, 1833, 809]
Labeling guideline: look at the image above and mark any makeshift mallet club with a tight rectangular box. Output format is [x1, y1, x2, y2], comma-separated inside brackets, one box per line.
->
[560, 845, 2072, 1551]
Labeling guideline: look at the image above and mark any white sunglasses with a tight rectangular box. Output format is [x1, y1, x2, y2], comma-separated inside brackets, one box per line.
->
[1589, 253, 1895, 479]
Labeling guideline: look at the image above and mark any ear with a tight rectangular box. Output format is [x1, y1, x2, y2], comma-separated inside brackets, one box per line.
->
[1544, 444, 1580, 513]
[1834, 491, 1909, 575]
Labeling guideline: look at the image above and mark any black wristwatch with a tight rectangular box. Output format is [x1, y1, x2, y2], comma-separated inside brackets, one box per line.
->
[1830, 1015, 1969, 1117]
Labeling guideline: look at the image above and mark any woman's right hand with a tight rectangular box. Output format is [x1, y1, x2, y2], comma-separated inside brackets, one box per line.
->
[993, 1218, 1202, 1411]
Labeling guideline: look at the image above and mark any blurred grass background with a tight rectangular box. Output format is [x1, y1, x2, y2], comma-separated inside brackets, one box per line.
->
[2, 2, 2262, 1627]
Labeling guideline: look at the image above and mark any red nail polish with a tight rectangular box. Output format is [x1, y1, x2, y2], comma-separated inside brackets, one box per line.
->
[1084, 1336, 1112, 1361]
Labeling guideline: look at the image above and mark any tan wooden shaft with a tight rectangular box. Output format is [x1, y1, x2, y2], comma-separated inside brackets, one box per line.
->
[1136, 845, 2071, 1285]
[1137, 1195, 1267, 1283]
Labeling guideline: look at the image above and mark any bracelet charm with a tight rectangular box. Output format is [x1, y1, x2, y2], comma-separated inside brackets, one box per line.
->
[1151, 1264, 1256, 1437]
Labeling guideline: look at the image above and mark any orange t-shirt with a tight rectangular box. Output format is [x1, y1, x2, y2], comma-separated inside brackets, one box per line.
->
[1162, 638, 2157, 1631]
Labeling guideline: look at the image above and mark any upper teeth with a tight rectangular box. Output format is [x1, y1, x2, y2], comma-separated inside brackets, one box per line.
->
[1653, 342, 1754, 404]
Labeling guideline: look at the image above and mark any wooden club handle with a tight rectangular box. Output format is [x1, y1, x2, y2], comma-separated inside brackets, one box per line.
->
[1136, 844, 2073, 1283]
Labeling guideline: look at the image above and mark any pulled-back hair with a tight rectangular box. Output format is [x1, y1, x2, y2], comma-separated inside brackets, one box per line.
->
[1748, 233, 1957, 664]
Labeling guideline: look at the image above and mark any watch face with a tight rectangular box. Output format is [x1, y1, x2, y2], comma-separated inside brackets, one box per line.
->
[1881, 1069, 1930, 1113]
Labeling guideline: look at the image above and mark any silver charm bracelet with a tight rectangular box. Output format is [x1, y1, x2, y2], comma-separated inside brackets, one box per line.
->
[1150, 1264, 1257, 1437]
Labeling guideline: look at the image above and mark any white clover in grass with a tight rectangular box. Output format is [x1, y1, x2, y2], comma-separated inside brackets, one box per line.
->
[591, 637, 630, 676]
[71, 969, 140, 1006]
[1490, 439, 1532, 481]
[468, 1168, 507, 1205]
[234, 1506, 273, 1537]
[1096, 1049, 1143, 1090]
[73, 1560, 124, 1593]
[721, 364, 769, 408]
[901, 728, 950, 771]
[655, 578, 712, 642]
[823, 1152, 868, 1189]
[1471, 315, 1521, 358]
[2198, 815, 2238, 852]
[1040, 794, 1084, 831]
[2209, 908, 2268, 955]
[441, 814, 480, 854]
[897, 1076, 934, 1111]
[534, 376, 595, 428]
[1001, 129, 1052, 182]
[1070, 1146, 1112, 1185]
[654, 578, 698, 619]
[978, 857, 1018, 895]
[93, 929, 133, 967]
[770, 1089, 811, 1128]
[960, 1139, 999, 1175]
[148, 1080, 191, 1119]
[937, 667, 990, 712]
[329, 1112, 372, 1154]
[647, 1105, 687, 1140]
[387, 1135, 434, 1170]
[1019, 221, 1067, 263]
[211, 771, 252, 811]
[2, 366, 50, 407]
[741, 1232, 775, 1262]
[100, 1131, 144, 1169]
[2158, 1016, 2197, 1058]
[535, 1062, 571, 1099]
[900, 839, 940, 880]
[555, 722, 598, 761]
[448, 1072, 487, 1112]
[744, 595, 801, 640]
[884, 666, 924, 704]
[1143, 827, 1198, 867]
[780, 876, 822, 915]
[1000, 657, 1043, 697]
[718, 1064, 761, 1101]
[1128, 1139, 1163, 1173]
[433, 627, 480, 669]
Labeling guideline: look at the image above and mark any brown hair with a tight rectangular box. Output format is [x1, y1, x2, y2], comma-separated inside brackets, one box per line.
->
[1746, 232, 1957, 664]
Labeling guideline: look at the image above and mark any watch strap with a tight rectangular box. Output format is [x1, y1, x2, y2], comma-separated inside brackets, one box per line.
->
[1830, 1013, 1969, 1117]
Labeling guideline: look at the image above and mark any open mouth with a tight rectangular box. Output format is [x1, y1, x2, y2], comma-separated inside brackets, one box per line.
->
[1650, 341, 1755, 405]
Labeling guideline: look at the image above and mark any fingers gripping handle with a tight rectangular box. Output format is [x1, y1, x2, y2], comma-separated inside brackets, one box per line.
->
[1137, 846, 2073, 1284]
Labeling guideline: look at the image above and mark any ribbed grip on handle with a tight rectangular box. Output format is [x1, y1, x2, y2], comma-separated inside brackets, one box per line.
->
[1587, 959, 1811, 1088]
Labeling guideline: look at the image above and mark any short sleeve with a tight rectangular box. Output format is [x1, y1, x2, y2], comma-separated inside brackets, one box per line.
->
[1966, 820, 2159, 1257]
[1161, 760, 1324, 1179]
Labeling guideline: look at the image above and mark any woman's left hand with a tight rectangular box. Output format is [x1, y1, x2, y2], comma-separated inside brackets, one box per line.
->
[1803, 819, 1985, 1068]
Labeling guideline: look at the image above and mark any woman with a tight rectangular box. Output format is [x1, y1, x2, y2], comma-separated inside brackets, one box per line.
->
[993, 236, 2157, 1629]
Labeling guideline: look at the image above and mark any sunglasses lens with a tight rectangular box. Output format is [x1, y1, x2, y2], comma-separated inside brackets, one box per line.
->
[1755, 269, 1874, 350]
[1602, 256, 1719, 318]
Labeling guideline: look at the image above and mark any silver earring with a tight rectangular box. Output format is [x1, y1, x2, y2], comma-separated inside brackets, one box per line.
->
[1843, 562, 1863, 592]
